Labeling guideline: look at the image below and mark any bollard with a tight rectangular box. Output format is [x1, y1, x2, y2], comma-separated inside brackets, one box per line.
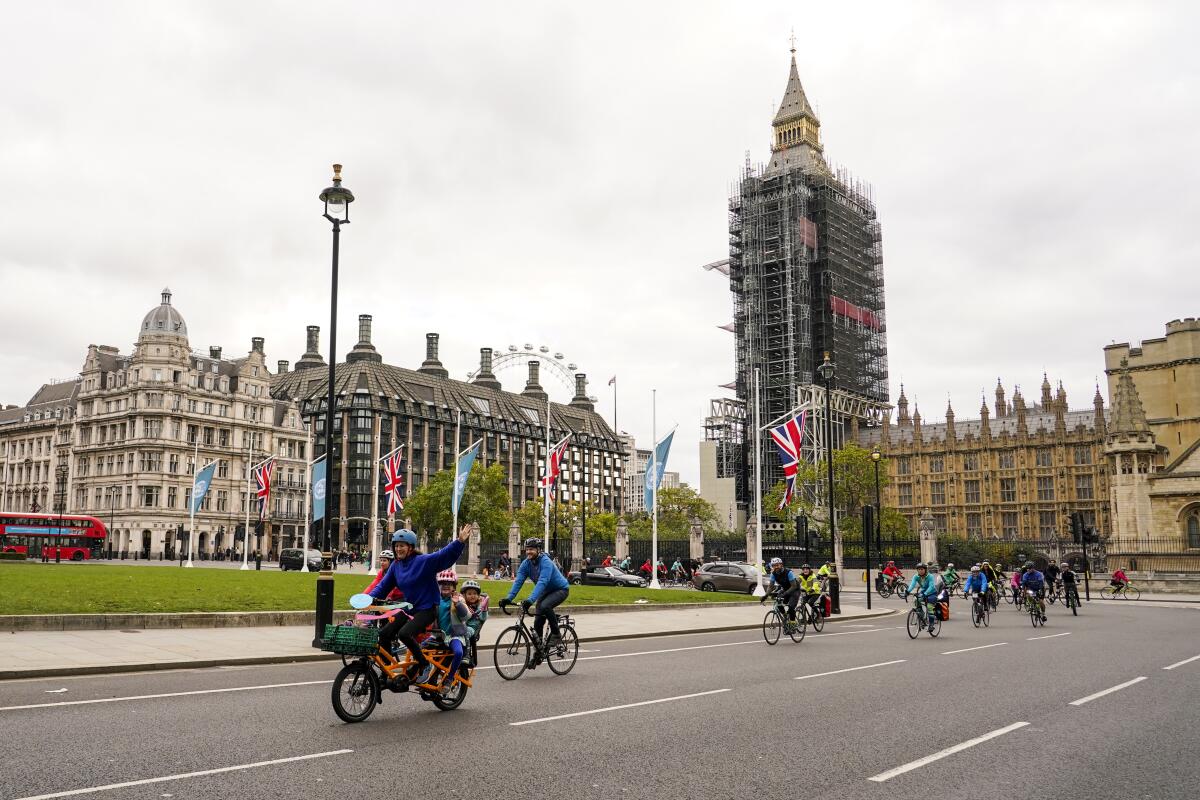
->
[255, 553, 262, 570]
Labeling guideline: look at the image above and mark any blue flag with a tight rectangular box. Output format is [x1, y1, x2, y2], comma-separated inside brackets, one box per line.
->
[453, 441, 481, 517]
[312, 459, 327, 522]
[644, 430, 675, 513]
[190, 462, 217, 514]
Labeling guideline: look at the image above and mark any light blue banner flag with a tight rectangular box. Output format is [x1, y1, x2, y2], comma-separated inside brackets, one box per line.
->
[453, 441, 482, 517]
[644, 429, 675, 513]
[312, 459, 327, 522]
[190, 462, 217, 514]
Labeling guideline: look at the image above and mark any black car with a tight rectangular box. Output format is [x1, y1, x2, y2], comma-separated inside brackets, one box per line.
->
[279, 548, 323, 571]
[567, 565, 647, 587]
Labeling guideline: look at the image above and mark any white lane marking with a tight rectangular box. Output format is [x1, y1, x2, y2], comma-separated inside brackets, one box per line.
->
[1163, 654, 1200, 671]
[0, 680, 330, 712]
[1028, 632, 1071, 641]
[942, 643, 1007, 655]
[1068, 677, 1148, 707]
[795, 660, 906, 680]
[867, 722, 1029, 782]
[11, 749, 353, 800]
[510, 688, 730, 726]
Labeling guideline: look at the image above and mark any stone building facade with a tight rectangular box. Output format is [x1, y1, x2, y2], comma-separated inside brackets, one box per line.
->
[0, 381, 79, 517]
[858, 377, 1111, 541]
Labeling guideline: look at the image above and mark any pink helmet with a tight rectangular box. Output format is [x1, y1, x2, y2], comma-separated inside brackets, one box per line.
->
[436, 568, 458, 584]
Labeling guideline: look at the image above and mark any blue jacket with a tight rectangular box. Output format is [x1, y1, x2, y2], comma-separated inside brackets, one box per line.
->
[506, 552, 570, 604]
[368, 539, 465, 611]
[963, 572, 989, 594]
[1021, 569, 1045, 590]
[907, 573, 936, 599]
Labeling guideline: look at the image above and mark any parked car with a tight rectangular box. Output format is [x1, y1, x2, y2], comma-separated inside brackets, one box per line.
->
[567, 565, 647, 587]
[692, 561, 760, 594]
[279, 548, 323, 571]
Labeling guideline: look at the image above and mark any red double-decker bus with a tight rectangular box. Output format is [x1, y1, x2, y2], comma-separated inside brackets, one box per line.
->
[0, 513, 108, 561]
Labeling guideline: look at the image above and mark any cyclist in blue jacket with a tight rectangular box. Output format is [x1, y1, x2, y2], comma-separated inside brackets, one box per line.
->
[500, 537, 571, 646]
[962, 564, 989, 613]
[907, 563, 938, 631]
[1020, 561, 1048, 623]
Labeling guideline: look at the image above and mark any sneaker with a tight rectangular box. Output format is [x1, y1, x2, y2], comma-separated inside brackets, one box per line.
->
[546, 633, 562, 649]
[413, 662, 436, 686]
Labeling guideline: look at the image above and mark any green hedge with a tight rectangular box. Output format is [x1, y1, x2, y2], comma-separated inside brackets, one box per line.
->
[0, 552, 26, 561]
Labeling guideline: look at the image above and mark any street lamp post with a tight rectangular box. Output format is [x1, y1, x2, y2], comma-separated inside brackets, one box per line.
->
[55, 464, 68, 563]
[816, 353, 837, 572]
[109, 486, 117, 559]
[314, 164, 354, 647]
[871, 446, 882, 551]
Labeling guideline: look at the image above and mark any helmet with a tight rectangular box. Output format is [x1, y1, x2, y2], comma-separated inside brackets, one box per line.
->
[947, 563, 954, 569]
[379, 550, 395, 560]
[916, 562, 928, 571]
[970, 565, 981, 572]
[800, 563, 812, 571]
[523, 537, 543, 550]
[981, 560, 991, 566]
[886, 560, 895, 567]
[461, 579, 481, 592]
[1024, 561, 1035, 569]
[929, 563, 940, 570]
[436, 568, 458, 584]
[1060, 562, 1069, 569]
[391, 530, 418, 547]
[769, 557, 783, 567]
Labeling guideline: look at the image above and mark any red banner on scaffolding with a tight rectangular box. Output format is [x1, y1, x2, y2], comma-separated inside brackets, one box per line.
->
[830, 295, 880, 330]
[799, 217, 818, 248]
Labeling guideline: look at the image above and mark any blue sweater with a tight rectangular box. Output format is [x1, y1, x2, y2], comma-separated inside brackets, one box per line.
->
[506, 553, 569, 604]
[963, 573, 989, 594]
[369, 539, 465, 611]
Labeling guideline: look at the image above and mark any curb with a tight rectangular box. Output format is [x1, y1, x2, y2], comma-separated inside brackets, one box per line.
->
[0, 609, 899, 681]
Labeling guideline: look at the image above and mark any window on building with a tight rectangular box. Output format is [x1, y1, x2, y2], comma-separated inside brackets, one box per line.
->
[168, 454, 179, 474]
[930, 457, 944, 473]
[1002, 511, 1019, 539]
[933, 514, 947, 534]
[217, 459, 228, 478]
[963, 454, 979, 471]
[966, 512, 982, 538]
[140, 486, 160, 508]
[1036, 448, 1053, 467]
[964, 480, 980, 504]
[1036, 476, 1055, 501]
[930, 481, 946, 505]
[1039, 510, 1058, 538]
[167, 486, 177, 508]
[898, 484, 913, 506]
[999, 451, 1015, 469]
[1074, 446, 1093, 465]
[1075, 474, 1094, 500]
[1188, 511, 1200, 549]
[1000, 478, 1017, 503]
[896, 457, 911, 476]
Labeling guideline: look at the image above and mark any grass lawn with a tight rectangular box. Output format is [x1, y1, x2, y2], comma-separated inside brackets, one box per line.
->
[0, 562, 754, 615]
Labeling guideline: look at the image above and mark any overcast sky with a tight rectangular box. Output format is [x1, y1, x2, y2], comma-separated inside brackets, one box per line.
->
[2, 1, 1197, 486]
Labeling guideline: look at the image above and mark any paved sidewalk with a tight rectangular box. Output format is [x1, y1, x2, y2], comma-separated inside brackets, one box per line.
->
[0, 602, 893, 680]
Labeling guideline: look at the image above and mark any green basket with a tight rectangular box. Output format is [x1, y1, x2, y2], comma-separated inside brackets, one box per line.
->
[321, 624, 380, 656]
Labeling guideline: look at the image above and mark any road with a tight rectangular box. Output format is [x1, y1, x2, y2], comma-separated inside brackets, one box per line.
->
[2, 598, 1197, 800]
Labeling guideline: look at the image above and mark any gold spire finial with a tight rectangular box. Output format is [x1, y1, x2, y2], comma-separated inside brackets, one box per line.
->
[332, 164, 343, 183]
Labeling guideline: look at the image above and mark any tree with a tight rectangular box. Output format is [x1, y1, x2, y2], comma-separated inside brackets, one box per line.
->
[768, 444, 890, 532]
[403, 463, 511, 541]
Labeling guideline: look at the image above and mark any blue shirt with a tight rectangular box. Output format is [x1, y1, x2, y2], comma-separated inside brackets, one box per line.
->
[1021, 569, 1045, 590]
[506, 552, 570, 603]
[368, 539, 465, 611]
[907, 573, 936, 599]
[963, 573, 989, 594]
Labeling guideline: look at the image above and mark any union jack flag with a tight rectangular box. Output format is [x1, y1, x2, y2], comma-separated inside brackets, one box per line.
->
[769, 413, 806, 510]
[538, 435, 572, 499]
[253, 458, 276, 520]
[382, 449, 405, 514]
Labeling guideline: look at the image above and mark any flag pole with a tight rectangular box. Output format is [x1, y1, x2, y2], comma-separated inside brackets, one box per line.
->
[301, 424, 314, 573]
[369, 423, 381, 574]
[452, 410, 462, 539]
[543, 396, 551, 552]
[649, 388, 660, 590]
[752, 368, 765, 596]
[186, 438, 199, 568]
[241, 437, 252, 571]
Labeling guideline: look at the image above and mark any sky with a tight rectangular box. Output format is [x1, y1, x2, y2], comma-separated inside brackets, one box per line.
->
[2, 1, 1198, 487]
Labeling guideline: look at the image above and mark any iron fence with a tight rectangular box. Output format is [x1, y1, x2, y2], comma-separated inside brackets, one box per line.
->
[1104, 537, 1200, 573]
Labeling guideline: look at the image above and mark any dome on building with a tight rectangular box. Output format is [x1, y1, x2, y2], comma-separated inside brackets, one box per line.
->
[139, 288, 188, 340]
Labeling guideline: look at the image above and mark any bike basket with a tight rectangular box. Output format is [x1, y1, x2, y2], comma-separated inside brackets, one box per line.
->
[321, 624, 380, 655]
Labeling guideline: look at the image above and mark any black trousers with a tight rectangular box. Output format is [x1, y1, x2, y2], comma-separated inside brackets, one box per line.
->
[534, 588, 569, 638]
[379, 607, 438, 666]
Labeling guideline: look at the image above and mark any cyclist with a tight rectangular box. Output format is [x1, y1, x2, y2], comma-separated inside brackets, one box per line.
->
[364, 550, 405, 602]
[798, 563, 823, 620]
[619, 555, 632, 572]
[906, 563, 938, 632]
[881, 560, 904, 591]
[1111, 567, 1129, 592]
[1059, 562, 1079, 606]
[943, 562, 960, 591]
[1044, 561, 1060, 596]
[1020, 561, 1047, 622]
[500, 537, 571, 647]
[761, 557, 801, 623]
[369, 525, 473, 686]
[963, 564, 989, 616]
[1010, 564, 1023, 599]
[670, 557, 686, 583]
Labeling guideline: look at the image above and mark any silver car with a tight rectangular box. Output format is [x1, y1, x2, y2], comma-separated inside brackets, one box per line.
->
[692, 561, 760, 593]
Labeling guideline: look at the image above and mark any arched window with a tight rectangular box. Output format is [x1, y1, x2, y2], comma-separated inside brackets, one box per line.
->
[1188, 510, 1200, 549]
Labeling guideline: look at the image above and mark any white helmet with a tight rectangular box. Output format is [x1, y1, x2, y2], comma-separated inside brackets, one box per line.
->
[379, 550, 395, 560]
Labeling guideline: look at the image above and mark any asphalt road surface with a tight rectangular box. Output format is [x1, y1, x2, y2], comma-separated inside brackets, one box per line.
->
[2, 598, 1198, 800]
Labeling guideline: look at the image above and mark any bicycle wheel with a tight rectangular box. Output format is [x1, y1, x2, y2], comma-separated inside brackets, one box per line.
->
[493, 626, 531, 680]
[982, 605, 991, 627]
[1047, 590, 1058, 605]
[896, 584, 910, 600]
[1002, 586, 1015, 604]
[971, 602, 982, 628]
[763, 610, 782, 645]
[811, 605, 825, 633]
[1068, 592, 1078, 616]
[906, 609, 921, 639]
[1101, 586, 1115, 600]
[547, 626, 580, 675]
[928, 614, 941, 638]
[431, 678, 469, 711]
[786, 614, 806, 644]
[877, 584, 891, 599]
[331, 661, 378, 724]
[1125, 586, 1141, 600]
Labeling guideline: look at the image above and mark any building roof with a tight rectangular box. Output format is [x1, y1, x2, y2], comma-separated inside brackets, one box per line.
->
[0, 380, 80, 429]
[139, 288, 188, 340]
[1109, 365, 1150, 434]
[773, 54, 818, 126]
[861, 407, 1105, 447]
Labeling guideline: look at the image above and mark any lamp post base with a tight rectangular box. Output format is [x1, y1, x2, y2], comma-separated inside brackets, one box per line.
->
[752, 580, 767, 597]
[313, 570, 335, 648]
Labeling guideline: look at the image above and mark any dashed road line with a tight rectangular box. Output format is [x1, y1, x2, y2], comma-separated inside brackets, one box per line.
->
[868, 722, 1029, 782]
[1068, 677, 1147, 707]
[795, 660, 906, 681]
[510, 688, 731, 726]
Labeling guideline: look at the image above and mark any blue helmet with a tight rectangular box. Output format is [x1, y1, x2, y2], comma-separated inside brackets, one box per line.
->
[391, 530, 418, 547]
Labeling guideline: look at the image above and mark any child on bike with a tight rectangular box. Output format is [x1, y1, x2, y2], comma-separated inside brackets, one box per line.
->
[434, 569, 471, 686]
[459, 579, 488, 671]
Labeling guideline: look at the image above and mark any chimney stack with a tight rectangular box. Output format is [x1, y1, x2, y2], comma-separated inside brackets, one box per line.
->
[522, 360, 548, 401]
[418, 333, 449, 378]
[570, 373, 593, 410]
[306, 325, 320, 354]
[473, 347, 502, 391]
[251, 337, 265, 354]
[347, 314, 381, 363]
[277, 360, 289, 374]
[209, 346, 222, 359]
[295, 325, 326, 371]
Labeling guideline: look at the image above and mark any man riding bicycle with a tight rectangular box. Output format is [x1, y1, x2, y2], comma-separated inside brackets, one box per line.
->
[1059, 562, 1079, 604]
[1044, 561, 1060, 595]
[499, 537, 571, 647]
[962, 564, 989, 614]
[942, 562, 960, 590]
[798, 563, 822, 619]
[1111, 567, 1129, 592]
[907, 563, 938, 632]
[881, 560, 904, 590]
[1020, 561, 1048, 623]
[761, 557, 801, 623]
